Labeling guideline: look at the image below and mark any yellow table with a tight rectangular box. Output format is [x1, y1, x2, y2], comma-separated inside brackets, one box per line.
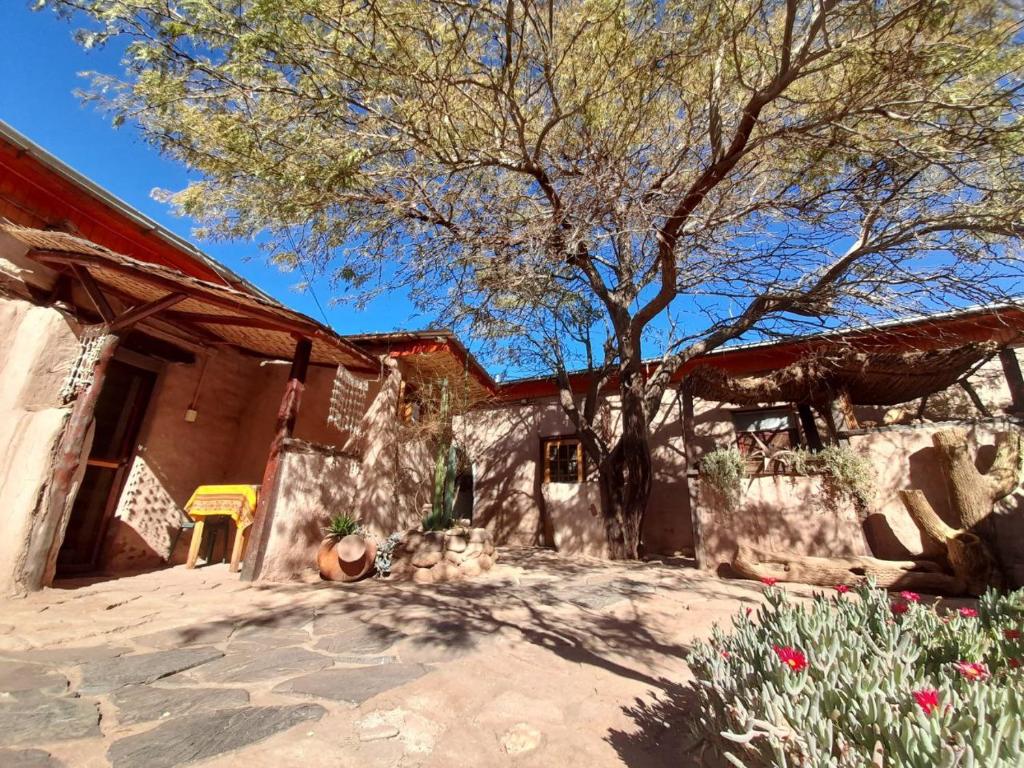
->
[184, 484, 259, 572]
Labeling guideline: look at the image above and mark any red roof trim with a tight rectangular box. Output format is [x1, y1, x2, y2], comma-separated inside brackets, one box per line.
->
[0, 138, 225, 283]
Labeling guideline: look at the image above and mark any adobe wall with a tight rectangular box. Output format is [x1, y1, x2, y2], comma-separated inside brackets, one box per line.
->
[0, 233, 87, 595]
[459, 391, 693, 558]
[260, 359, 433, 581]
[692, 356, 1024, 586]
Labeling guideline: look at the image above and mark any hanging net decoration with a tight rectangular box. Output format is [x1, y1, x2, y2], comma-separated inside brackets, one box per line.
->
[60, 327, 116, 404]
[328, 363, 369, 434]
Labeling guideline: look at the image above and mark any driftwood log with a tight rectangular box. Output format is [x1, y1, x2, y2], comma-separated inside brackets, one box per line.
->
[731, 427, 1020, 596]
[898, 428, 1020, 594]
[733, 543, 966, 594]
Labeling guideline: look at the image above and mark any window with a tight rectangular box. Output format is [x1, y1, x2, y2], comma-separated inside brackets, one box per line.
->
[542, 437, 584, 483]
[732, 408, 800, 466]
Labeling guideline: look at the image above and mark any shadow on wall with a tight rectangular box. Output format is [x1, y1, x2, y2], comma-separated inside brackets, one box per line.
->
[101, 456, 193, 572]
[261, 448, 359, 581]
[700, 473, 866, 571]
[460, 404, 553, 547]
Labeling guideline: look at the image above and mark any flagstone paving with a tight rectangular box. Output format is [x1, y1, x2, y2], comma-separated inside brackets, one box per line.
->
[0, 547, 804, 767]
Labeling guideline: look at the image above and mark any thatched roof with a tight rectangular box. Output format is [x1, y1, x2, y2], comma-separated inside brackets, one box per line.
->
[683, 344, 996, 406]
[2, 222, 377, 371]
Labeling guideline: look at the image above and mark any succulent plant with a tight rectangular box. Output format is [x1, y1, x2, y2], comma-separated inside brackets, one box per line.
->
[323, 513, 361, 539]
[688, 581, 1024, 767]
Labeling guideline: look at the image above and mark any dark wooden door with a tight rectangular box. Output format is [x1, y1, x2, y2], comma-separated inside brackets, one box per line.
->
[57, 359, 157, 574]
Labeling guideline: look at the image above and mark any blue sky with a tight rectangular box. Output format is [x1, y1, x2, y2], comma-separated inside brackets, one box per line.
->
[0, 4, 447, 355]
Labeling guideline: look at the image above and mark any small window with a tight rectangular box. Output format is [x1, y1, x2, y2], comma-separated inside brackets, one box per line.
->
[732, 408, 800, 463]
[542, 437, 584, 483]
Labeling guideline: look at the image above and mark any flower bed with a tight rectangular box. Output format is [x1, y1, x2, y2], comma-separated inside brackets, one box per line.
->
[689, 582, 1024, 766]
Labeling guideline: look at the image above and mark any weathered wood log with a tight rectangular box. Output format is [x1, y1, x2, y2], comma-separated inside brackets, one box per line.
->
[898, 428, 1020, 593]
[733, 543, 967, 594]
[933, 428, 1019, 530]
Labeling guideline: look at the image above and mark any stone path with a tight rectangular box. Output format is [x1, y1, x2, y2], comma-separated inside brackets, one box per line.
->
[0, 547, 794, 767]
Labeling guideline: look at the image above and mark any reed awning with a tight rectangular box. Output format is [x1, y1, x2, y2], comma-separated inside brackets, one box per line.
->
[682, 344, 997, 407]
[2, 222, 377, 371]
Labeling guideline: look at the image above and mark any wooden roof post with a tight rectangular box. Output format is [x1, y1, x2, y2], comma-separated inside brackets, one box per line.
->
[28, 327, 120, 590]
[241, 336, 313, 582]
[999, 347, 1024, 413]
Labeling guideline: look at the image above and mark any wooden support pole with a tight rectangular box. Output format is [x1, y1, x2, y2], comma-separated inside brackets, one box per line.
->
[797, 403, 824, 451]
[241, 336, 313, 582]
[21, 328, 120, 591]
[679, 384, 705, 569]
[999, 347, 1024, 413]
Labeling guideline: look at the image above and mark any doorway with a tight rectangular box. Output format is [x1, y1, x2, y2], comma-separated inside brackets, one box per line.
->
[452, 446, 474, 522]
[57, 356, 157, 575]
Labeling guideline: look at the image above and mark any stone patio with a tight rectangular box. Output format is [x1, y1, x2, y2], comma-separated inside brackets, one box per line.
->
[0, 548, 790, 768]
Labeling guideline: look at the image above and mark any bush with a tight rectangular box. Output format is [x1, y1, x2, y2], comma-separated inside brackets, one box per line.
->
[700, 447, 746, 506]
[323, 513, 361, 538]
[688, 582, 1024, 767]
[780, 445, 877, 514]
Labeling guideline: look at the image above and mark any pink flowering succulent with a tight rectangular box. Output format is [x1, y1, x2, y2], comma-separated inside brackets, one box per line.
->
[912, 688, 940, 715]
[773, 645, 808, 673]
[834, 584, 850, 594]
[760, 577, 778, 586]
[891, 601, 910, 616]
[958, 607, 979, 618]
[899, 591, 921, 603]
[954, 661, 990, 681]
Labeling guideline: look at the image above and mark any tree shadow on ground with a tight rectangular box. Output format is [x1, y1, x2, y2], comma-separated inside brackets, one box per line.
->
[607, 681, 729, 768]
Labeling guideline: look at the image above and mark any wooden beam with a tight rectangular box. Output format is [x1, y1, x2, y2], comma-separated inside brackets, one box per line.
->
[109, 293, 187, 332]
[241, 336, 314, 582]
[22, 328, 120, 590]
[166, 311, 299, 332]
[1000, 347, 1024, 413]
[36, 251, 328, 342]
[33, 250, 376, 369]
[71, 264, 115, 322]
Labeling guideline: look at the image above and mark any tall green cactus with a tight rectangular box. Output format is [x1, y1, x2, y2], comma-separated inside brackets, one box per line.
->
[424, 378, 457, 531]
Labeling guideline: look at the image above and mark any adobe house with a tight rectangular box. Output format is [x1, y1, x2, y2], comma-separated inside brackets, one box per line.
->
[2, 119, 1024, 595]
[464, 308, 1024, 588]
[0, 121, 445, 595]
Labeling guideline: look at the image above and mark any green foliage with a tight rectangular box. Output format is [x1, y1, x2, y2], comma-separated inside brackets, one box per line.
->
[323, 514, 361, 539]
[689, 583, 1024, 767]
[424, 377, 457, 532]
[788, 445, 877, 513]
[700, 447, 746, 507]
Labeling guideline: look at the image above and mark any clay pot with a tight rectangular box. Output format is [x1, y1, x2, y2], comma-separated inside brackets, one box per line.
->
[317, 534, 378, 582]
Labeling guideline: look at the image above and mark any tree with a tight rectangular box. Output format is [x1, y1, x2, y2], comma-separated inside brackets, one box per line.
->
[46, 0, 1024, 557]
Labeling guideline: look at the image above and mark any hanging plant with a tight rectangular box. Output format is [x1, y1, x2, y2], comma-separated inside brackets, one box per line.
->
[699, 448, 746, 508]
[786, 445, 877, 514]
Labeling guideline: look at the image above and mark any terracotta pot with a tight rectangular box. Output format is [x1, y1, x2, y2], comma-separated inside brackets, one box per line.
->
[317, 534, 378, 582]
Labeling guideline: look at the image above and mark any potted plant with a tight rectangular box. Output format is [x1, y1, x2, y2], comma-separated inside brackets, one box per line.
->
[317, 513, 377, 582]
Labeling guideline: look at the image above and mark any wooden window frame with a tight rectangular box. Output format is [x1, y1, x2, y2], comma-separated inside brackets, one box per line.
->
[541, 436, 585, 484]
[731, 407, 802, 472]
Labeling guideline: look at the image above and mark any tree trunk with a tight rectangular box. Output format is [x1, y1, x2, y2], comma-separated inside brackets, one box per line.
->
[897, 427, 1020, 594]
[598, 385, 653, 559]
[733, 544, 966, 594]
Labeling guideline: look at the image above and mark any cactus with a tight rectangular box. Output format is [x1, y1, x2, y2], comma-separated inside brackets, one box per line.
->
[423, 378, 457, 531]
[688, 582, 1024, 766]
